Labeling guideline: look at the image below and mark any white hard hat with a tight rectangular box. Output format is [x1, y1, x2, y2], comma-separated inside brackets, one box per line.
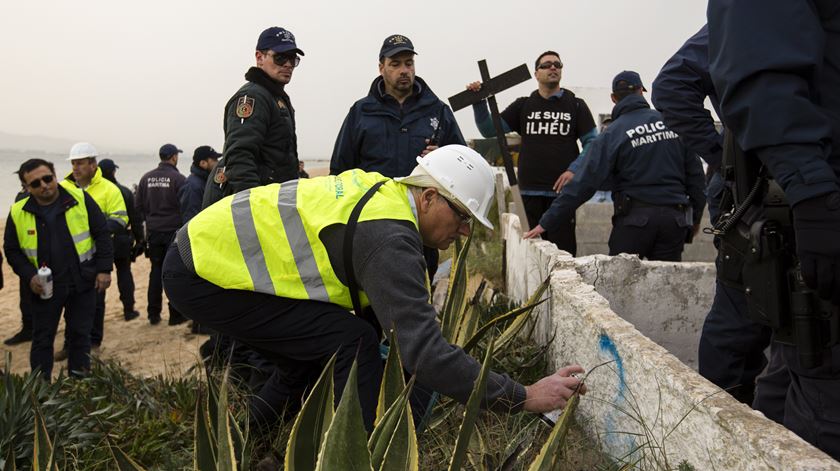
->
[67, 142, 98, 161]
[398, 144, 495, 229]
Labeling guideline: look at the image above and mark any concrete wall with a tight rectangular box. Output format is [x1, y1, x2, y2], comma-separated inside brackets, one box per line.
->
[502, 214, 839, 470]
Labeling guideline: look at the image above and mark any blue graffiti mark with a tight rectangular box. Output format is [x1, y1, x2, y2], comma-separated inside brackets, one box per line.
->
[598, 333, 637, 458]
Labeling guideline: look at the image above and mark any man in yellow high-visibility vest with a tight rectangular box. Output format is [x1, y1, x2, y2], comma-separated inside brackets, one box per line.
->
[163, 145, 586, 430]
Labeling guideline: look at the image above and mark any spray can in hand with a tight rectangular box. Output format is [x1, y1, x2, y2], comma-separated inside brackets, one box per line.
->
[37, 265, 53, 300]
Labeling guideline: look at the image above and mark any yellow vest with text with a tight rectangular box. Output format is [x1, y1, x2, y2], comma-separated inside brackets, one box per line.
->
[10, 185, 96, 268]
[183, 170, 418, 309]
[62, 167, 128, 228]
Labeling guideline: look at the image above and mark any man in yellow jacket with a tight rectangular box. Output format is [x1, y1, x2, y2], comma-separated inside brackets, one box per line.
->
[62, 142, 131, 355]
[163, 145, 586, 430]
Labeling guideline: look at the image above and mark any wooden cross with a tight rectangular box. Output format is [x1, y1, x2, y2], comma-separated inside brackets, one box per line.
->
[449, 60, 531, 231]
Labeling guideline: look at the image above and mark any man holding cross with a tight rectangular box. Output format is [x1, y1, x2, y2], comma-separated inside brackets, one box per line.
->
[467, 51, 597, 255]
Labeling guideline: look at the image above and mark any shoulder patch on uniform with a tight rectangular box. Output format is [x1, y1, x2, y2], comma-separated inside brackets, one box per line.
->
[236, 95, 255, 119]
[277, 98, 287, 109]
[214, 167, 227, 184]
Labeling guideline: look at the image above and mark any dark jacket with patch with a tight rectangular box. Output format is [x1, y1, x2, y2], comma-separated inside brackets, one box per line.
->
[180, 164, 209, 223]
[330, 76, 465, 178]
[219, 67, 299, 196]
[4, 186, 113, 289]
[540, 95, 706, 232]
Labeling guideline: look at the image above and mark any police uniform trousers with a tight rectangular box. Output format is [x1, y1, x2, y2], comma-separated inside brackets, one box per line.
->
[608, 205, 689, 261]
[523, 195, 576, 256]
[113, 232, 136, 316]
[30, 284, 95, 379]
[162, 244, 382, 430]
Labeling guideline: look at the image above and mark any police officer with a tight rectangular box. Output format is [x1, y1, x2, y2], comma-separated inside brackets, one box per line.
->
[204, 26, 303, 208]
[180, 146, 220, 224]
[136, 143, 186, 325]
[99, 158, 143, 321]
[63, 143, 130, 352]
[652, 26, 787, 418]
[331, 33, 465, 279]
[164, 145, 586, 431]
[708, 0, 840, 459]
[524, 71, 706, 262]
[4, 159, 113, 378]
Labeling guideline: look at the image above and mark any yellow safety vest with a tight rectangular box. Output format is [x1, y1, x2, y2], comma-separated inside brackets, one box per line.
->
[62, 167, 128, 228]
[10, 186, 96, 268]
[181, 170, 417, 309]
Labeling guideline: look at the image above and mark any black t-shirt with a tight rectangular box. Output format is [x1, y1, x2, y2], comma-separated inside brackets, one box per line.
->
[501, 89, 596, 191]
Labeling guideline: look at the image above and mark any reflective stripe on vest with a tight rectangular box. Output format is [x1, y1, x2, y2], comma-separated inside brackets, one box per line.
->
[186, 170, 418, 309]
[10, 186, 95, 268]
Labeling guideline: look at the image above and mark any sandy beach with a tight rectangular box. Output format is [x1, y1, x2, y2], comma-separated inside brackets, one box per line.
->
[0, 166, 329, 378]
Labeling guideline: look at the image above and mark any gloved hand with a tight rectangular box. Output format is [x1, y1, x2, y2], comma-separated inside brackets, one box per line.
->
[130, 238, 146, 262]
[792, 192, 840, 305]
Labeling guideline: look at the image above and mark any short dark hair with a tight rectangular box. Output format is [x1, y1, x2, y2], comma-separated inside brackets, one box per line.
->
[612, 81, 641, 102]
[16, 159, 55, 184]
[535, 50, 561, 70]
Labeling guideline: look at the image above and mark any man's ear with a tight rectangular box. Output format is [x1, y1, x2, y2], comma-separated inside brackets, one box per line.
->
[418, 188, 438, 212]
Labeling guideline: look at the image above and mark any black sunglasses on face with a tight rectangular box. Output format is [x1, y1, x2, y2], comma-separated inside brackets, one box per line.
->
[442, 196, 472, 225]
[27, 174, 55, 189]
[270, 52, 301, 67]
[537, 61, 563, 70]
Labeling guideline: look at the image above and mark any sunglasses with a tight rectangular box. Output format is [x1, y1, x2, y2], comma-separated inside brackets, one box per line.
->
[537, 61, 563, 70]
[270, 52, 301, 68]
[26, 174, 55, 189]
[442, 196, 472, 225]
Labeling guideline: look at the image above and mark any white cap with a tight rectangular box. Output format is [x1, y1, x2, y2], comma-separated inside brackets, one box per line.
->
[67, 142, 97, 161]
[397, 144, 496, 229]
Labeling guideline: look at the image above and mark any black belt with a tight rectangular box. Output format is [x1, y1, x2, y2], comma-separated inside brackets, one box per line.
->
[632, 200, 686, 211]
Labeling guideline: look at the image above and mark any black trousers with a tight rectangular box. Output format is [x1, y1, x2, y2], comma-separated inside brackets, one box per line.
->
[19, 278, 32, 333]
[147, 231, 181, 320]
[114, 255, 136, 314]
[522, 195, 576, 256]
[31, 284, 95, 378]
[162, 244, 382, 430]
[608, 205, 688, 261]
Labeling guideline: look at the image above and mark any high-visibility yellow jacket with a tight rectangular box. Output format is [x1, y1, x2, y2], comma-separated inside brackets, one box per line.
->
[177, 170, 417, 309]
[10, 184, 95, 268]
[63, 167, 128, 230]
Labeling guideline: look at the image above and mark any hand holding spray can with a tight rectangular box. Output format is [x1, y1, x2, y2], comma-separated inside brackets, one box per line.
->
[37, 265, 53, 300]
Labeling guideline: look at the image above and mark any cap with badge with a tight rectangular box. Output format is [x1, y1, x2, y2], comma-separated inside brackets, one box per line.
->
[379, 34, 417, 60]
[192, 146, 222, 166]
[612, 70, 647, 92]
[159, 143, 183, 159]
[256, 26, 304, 56]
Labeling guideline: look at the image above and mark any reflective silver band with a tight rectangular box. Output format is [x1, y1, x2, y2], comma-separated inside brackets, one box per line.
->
[72, 231, 91, 244]
[231, 190, 275, 294]
[78, 247, 96, 263]
[277, 182, 329, 303]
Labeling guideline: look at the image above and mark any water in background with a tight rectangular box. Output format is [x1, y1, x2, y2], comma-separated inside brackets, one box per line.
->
[0, 149, 328, 212]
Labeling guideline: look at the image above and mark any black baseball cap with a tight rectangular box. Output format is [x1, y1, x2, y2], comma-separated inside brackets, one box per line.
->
[379, 34, 417, 59]
[192, 146, 221, 166]
[256, 27, 305, 56]
[159, 143, 183, 159]
[612, 70, 647, 92]
[99, 158, 118, 173]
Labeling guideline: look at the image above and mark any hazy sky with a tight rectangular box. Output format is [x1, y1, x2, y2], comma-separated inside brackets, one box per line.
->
[0, 1, 707, 160]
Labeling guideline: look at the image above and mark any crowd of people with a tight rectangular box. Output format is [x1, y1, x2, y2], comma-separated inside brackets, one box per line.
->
[3, 5, 840, 460]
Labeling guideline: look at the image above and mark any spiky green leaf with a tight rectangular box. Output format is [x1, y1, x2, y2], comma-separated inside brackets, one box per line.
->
[315, 360, 373, 471]
[376, 330, 407, 426]
[527, 393, 580, 471]
[215, 368, 238, 471]
[369, 378, 417, 470]
[285, 354, 337, 471]
[32, 405, 57, 471]
[193, 388, 216, 471]
[109, 443, 147, 471]
[441, 231, 473, 342]
[462, 298, 548, 354]
[448, 339, 495, 471]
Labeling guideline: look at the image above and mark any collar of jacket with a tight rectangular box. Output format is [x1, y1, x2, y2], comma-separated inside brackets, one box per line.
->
[157, 161, 179, 171]
[611, 94, 651, 120]
[22, 184, 78, 214]
[371, 75, 425, 103]
[363, 76, 441, 118]
[190, 164, 210, 181]
[245, 67, 291, 101]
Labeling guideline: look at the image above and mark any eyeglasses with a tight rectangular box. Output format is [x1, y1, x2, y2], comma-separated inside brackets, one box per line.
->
[26, 174, 55, 189]
[537, 61, 563, 70]
[442, 196, 472, 225]
[269, 52, 301, 68]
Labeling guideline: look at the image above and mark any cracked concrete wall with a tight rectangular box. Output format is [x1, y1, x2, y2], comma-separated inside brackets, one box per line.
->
[574, 254, 715, 370]
[502, 214, 839, 470]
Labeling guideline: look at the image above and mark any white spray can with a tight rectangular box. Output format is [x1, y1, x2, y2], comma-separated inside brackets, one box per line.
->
[37, 265, 53, 300]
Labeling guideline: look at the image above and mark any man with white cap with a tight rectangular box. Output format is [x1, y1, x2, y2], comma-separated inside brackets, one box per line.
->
[61, 143, 129, 355]
[163, 144, 586, 431]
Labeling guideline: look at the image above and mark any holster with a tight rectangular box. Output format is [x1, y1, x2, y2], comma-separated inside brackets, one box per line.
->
[612, 193, 633, 217]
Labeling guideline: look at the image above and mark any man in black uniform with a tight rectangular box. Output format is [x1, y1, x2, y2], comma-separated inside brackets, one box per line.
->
[708, 0, 840, 458]
[524, 71, 706, 262]
[467, 51, 597, 255]
[99, 158, 142, 321]
[180, 146, 220, 224]
[136, 144, 186, 326]
[204, 26, 303, 207]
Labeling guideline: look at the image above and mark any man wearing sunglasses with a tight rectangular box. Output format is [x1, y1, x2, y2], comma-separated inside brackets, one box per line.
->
[4, 159, 113, 379]
[202, 27, 304, 208]
[467, 51, 597, 256]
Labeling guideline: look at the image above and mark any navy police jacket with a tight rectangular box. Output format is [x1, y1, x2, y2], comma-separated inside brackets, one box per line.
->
[708, 0, 840, 206]
[330, 76, 465, 178]
[539, 95, 706, 232]
[652, 25, 723, 169]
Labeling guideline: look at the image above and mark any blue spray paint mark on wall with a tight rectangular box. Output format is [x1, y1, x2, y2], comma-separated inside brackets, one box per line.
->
[598, 333, 636, 456]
